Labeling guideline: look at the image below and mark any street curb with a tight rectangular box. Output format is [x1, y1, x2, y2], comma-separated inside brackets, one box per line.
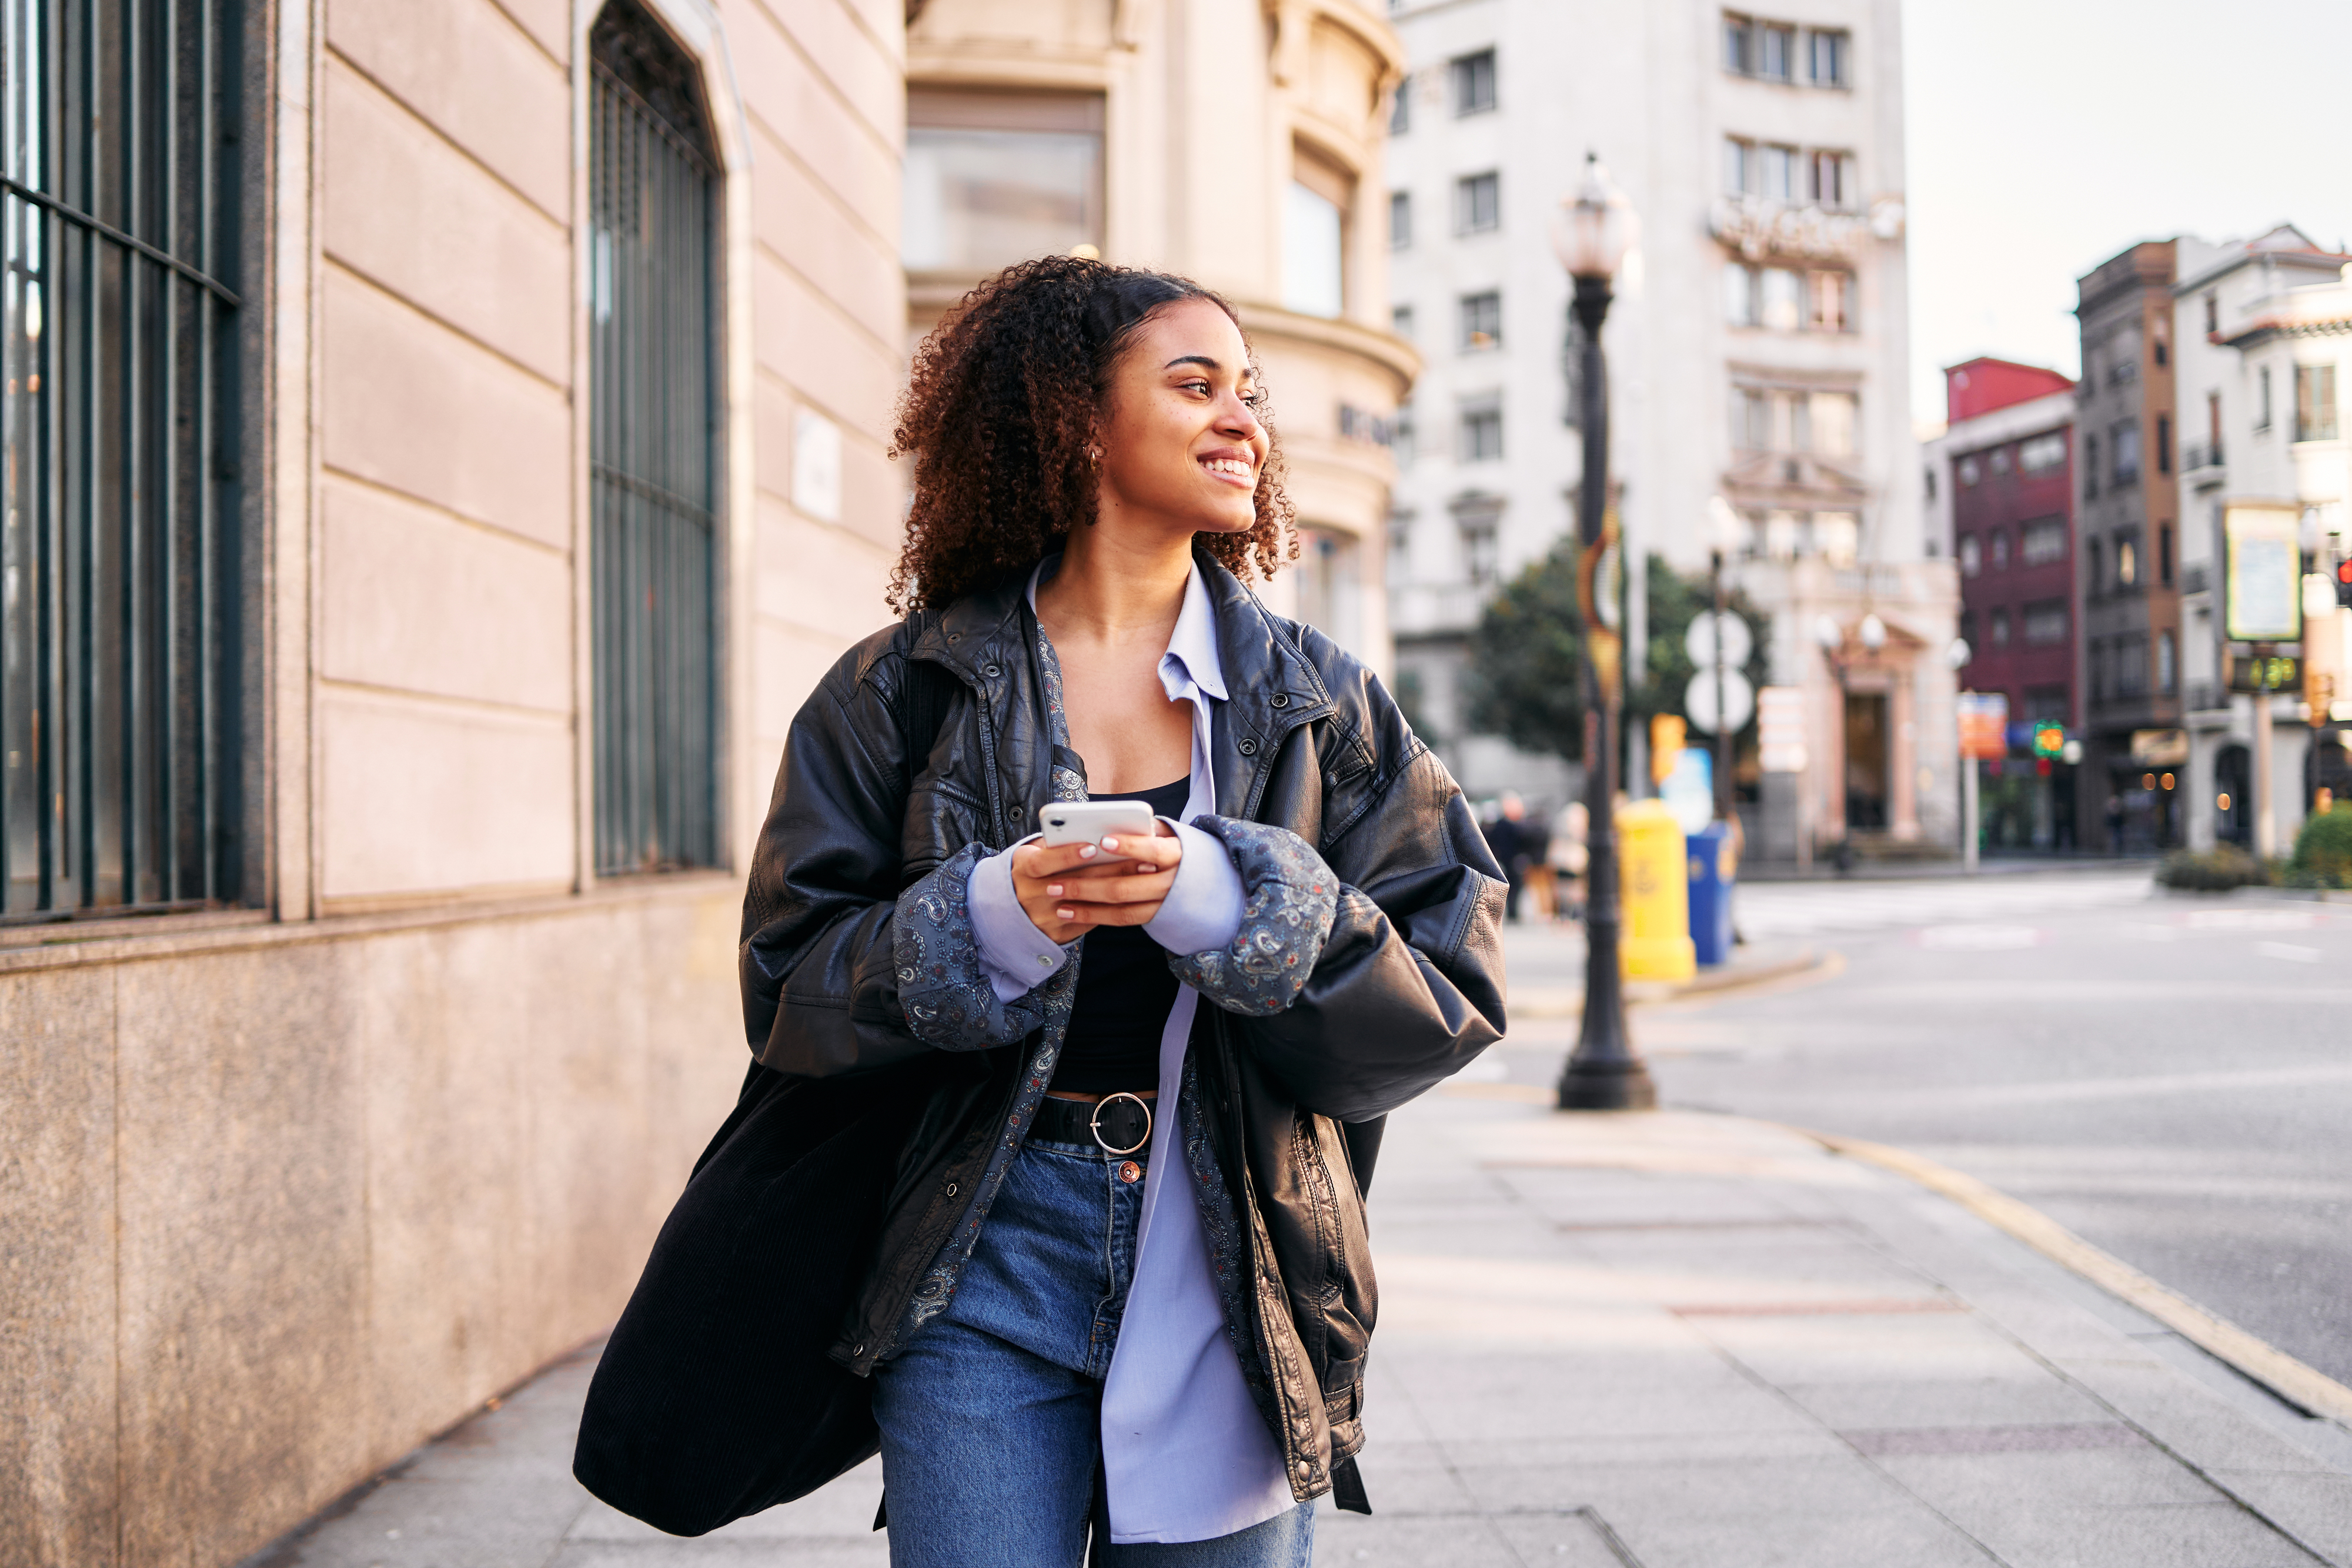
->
[1804, 1127, 2352, 1427]
[1512, 947, 1836, 1019]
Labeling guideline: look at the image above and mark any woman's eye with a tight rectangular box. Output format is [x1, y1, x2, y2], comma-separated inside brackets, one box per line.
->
[1180, 379, 1211, 396]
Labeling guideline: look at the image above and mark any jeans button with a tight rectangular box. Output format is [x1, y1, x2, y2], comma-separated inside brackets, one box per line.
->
[1118, 1160, 1142, 1183]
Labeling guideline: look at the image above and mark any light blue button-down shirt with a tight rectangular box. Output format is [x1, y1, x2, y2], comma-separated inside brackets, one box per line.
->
[964, 560, 1294, 1544]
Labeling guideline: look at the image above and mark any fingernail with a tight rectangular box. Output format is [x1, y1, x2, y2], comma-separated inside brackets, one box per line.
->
[1057, 909, 1075, 920]
[1078, 845, 1097, 859]
[1101, 837, 1119, 851]
[1047, 884, 1063, 896]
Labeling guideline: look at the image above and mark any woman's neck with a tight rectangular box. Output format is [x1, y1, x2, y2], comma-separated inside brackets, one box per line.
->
[1036, 523, 1192, 646]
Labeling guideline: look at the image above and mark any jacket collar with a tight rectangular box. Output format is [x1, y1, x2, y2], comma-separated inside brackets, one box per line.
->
[910, 548, 1337, 737]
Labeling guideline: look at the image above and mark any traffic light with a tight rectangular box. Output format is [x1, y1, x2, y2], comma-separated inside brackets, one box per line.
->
[2032, 723, 2066, 758]
[1651, 713, 1686, 784]
[2336, 556, 2352, 609]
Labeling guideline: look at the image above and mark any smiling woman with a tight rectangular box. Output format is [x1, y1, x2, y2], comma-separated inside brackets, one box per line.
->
[577, 258, 1508, 1566]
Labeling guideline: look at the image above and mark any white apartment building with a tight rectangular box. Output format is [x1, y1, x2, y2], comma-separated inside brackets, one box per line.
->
[2171, 228, 2352, 851]
[1383, 0, 1956, 859]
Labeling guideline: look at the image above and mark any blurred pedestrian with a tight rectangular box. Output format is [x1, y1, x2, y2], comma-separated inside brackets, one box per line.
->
[1483, 791, 1530, 920]
[1549, 800, 1590, 921]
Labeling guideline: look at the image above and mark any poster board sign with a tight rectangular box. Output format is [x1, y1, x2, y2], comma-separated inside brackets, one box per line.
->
[2224, 504, 2303, 644]
[1956, 691, 2009, 761]
[1757, 686, 1807, 774]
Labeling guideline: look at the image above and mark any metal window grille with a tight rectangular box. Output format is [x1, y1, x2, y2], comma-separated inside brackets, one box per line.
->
[590, 0, 718, 877]
[2, 0, 241, 921]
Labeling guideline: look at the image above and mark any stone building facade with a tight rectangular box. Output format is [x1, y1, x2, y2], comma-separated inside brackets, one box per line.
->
[2, 2, 906, 1563]
[1381, 0, 1956, 858]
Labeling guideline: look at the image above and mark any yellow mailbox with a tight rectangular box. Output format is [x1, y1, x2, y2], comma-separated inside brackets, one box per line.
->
[1617, 799, 1696, 981]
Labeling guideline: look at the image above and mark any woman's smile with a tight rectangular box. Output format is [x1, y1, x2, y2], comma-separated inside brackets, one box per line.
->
[1199, 451, 1255, 487]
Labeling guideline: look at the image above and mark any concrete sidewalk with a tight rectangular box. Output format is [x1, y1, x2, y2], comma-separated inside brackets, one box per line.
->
[249, 1095, 2352, 1567]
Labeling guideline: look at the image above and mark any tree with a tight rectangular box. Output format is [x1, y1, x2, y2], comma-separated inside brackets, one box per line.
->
[1465, 547, 1768, 763]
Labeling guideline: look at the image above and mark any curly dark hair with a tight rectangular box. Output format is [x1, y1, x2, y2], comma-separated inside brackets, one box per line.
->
[888, 256, 1297, 612]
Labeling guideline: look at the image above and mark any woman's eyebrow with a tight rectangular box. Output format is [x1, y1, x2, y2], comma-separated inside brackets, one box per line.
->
[1162, 355, 1222, 372]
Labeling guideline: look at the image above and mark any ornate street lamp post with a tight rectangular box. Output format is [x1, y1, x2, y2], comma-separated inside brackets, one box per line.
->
[1554, 154, 1655, 1112]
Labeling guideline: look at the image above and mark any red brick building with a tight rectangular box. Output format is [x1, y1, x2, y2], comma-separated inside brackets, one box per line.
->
[1927, 357, 2082, 849]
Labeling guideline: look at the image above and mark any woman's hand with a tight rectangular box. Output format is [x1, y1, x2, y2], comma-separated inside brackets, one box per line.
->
[1011, 823, 1181, 943]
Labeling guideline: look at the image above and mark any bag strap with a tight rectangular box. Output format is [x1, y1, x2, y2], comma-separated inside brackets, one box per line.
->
[896, 610, 956, 785]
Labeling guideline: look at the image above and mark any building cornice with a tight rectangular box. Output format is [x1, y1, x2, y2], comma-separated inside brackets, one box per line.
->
[1235, 300, 1422, 393]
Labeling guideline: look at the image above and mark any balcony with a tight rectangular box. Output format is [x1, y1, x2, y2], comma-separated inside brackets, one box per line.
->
[2181, 441, 2226, 488]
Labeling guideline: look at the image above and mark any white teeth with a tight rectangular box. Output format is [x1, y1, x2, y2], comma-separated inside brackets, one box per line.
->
[1204, 457, 1252, 478]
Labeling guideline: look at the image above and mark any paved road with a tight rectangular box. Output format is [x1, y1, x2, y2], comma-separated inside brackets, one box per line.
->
[1490, 873, 2352, 1392]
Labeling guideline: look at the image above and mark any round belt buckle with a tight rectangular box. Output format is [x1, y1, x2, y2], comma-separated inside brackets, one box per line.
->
[1089, 1091, 1152, 1156]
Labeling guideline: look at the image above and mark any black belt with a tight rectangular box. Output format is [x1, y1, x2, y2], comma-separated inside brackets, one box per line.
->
[1031, 1092, 1153, 1155]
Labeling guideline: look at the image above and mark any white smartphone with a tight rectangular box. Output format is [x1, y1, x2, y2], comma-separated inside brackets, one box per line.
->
[1037, 799, 1160, 848]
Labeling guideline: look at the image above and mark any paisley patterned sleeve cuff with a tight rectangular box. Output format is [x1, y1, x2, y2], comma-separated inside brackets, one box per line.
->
[895, 842, 1052, 1049]
[1167, 817, 1339, 1017]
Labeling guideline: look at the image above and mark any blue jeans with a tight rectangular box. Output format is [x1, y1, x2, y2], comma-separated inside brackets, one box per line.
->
[871, 1137, 1314, 1568]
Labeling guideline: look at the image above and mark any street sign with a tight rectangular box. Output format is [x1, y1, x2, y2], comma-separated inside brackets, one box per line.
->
[1758, 686, 1806, 773]
[1658, 748, 1715, 835]
[2224, 504, 2303, 643]
[2131, 728, 2188, 767]
[1684, 611, 1753, 670]
[1956, 691, 2008, 760]
[1683, 668, 1755, 734]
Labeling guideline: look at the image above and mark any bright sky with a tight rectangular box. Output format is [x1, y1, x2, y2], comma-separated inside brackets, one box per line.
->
[1901, 0, 2352, 429]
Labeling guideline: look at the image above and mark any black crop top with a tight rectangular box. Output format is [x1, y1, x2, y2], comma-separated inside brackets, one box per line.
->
[1046, 775, 1190, 1097]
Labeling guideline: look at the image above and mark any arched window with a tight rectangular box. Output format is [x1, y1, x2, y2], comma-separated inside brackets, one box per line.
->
[590, 0, 719, 874]
[2, 0, 243, 917]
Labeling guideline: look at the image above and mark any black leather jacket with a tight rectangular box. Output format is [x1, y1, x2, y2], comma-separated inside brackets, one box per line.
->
[738, 553, 1507, 1506]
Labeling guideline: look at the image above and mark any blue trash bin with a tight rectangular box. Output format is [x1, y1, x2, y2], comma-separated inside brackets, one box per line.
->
[1687, 822, 1734, 967]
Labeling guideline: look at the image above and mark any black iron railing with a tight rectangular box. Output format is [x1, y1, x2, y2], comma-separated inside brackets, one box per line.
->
[589, 0, 719, 877]
[1, 0, 240, 921]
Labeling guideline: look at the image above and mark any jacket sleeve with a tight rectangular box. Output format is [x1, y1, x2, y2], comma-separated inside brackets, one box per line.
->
[1193, 743, 1508, 1123]
[738, 640, 1041, 1078]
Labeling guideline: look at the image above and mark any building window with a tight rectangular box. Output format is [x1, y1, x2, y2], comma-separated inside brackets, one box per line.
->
[2159, 523, 2173, 584]
[1391, 303, 1416, 340]
[1388, 190, 1412, 249]
[2112, 420, 2140, 486]
[1295, 527, 1363, 649]
[1809, 150, 1856, 208]
[1460, 396, 1504, 462]
[2156, 413, 2171, 474]
[1282, 152, 1350, 319]
[2296, 365, 2340, 442]
[1391, 399, 1416, 466]
[1808, 28, 1849, 86]
[2157, 630, 2176, 694]
[1459, 290, 1502, 352]
[2116, 532, 2138, 588]
[1989, 530, 2009, 571]
[2, 0, 245, 917]
[1957, 534, 1980, 577]
[2204, 294, 2217, 335]
[1723, 12, 1754, 72]
[2020, 517, 2067, 566]
[1814, 511, 1859, 567]
[2257, 367, 2272, 431]
[1758, 22, 1795, 79]
[2023, 600, 2069, 645]
[1990, 446, 2012, 476]
[2084, 434, 2100, 497]
[593, 0, 722, 875]
[1759, 266, 1802, 330]
[1723, 138, 1750, 196]
[1957, 456, 1981, 487]
[1759, 143, 1799, 199]
[904, 88, 1104, 271]
[1731, 386, 1769, 450]
[1924, 466, 1939, 502]
[1453, 499, 1502, 586]
[2019, 432, 2066, 474]
[1991, 609, 2011, 647]
[2087, 540, 2103, 598]
[1809, 390, 1858, 456]
[1808, 269, 1855, 330]
[1451, 49, 1497, 115]
[1725, 263, 1757, 327]
[1388, 77, 1411, 135]
[1455, 172, 1501, 234]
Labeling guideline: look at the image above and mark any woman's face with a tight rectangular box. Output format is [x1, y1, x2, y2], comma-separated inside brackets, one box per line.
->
[1095, 297, 1268, 538]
